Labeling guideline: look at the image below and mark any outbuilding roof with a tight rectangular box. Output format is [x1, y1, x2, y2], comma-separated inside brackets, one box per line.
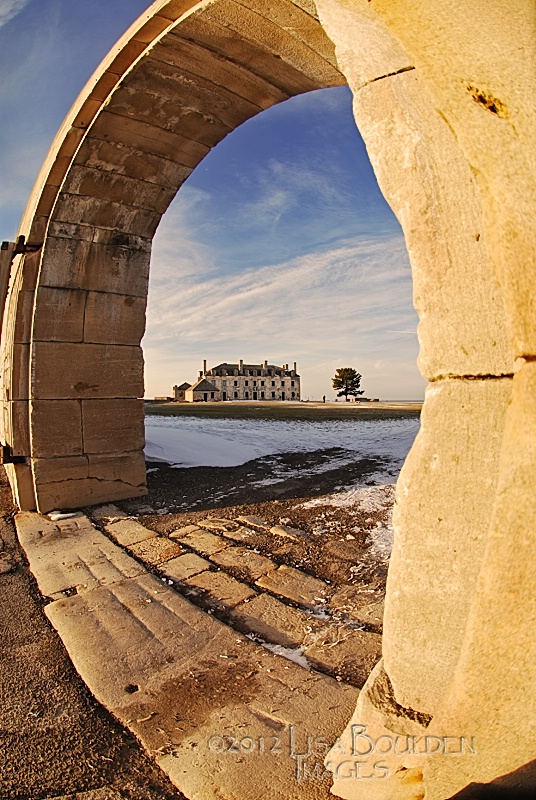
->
[189, 378, 219, 392]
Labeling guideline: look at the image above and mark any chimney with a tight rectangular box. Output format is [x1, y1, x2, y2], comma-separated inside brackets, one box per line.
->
[292, 362, 297, 372]
[199, 371, 203, 378]
[239, 359, 243, 372]
[262, 359, 268, 369]
[203, 359, 207, 375]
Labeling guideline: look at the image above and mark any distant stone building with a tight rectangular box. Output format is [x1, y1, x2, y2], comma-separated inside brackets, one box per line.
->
[175, 360, 301, 402]
[185, 377, 219, 403]
[172, 382, 191, 401]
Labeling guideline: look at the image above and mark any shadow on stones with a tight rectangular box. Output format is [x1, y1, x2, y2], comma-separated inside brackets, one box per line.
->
[447, 759, 536, 799]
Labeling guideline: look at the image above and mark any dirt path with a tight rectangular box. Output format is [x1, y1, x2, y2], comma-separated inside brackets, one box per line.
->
[0, 470, 184, 800]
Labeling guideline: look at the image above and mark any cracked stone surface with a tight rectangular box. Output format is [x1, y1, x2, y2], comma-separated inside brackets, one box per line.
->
[184, 570, 257, 610]
[230, 593, 320, 648]
[16, 509, 359, 800]
[255, 565, 331, 609]
[160, 553, 211, 581]
[127, 536, 184, 566]
[104, 519, 156, 547]
[172, 528, 231, 555]
[210, 545, 275, 581]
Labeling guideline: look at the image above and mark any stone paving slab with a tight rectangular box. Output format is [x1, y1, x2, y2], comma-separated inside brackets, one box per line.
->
[221, 525, 258, 543]
[160, 552, 211, 581]
[236, 515, 272, 531]
[169, 524, 203, 538]
[127, 536, 184, 566]
[352, 599, 385, 628]
[15, 512, 145, 596]
[270, 524, 305, 541]
[104, 518, 156, 547]
[230, 593, 319, 648]
[198, 517, 239, 532]
[184, 570, 256, 609]
[304, 627, 382, 688]
[17, 511, 358, 800]
[329, 585, 385, 626]
[210, 546, 275, 581]
[173, 528, 231, 555]
[256, 565, 331, 609]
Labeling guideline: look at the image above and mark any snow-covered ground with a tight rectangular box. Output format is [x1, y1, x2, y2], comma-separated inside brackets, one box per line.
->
[145, 415, 417, 561]
[145, 415, 418, 483]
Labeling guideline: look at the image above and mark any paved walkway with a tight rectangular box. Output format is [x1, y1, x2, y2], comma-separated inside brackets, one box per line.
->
[14, 505, 384, 799]
[0, 478, 183, 800]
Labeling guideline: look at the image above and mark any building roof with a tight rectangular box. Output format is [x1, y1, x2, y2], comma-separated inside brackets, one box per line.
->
[188, 378, 220, 392]
[177, 382, 191, 390]
[209, 362, 299, 376]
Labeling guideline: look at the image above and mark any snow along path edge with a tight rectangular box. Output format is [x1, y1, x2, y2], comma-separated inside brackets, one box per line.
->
[15, 510, 358, 800]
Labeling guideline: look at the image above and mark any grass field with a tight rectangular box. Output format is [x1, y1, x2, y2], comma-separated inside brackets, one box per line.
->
[144, 400, 422, 422]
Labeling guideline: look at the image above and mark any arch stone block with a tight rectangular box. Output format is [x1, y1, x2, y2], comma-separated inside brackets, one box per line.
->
[31, 343, 144, 400]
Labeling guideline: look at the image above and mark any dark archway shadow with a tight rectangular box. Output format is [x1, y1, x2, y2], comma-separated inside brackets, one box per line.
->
[448, 759, 536, 799]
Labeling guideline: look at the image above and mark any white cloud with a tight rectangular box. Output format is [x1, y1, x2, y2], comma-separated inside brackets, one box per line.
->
[149, 187, 217, 287]
[0, 0, 31, 29]
[240, 159, 347, 228]
[144, 231, 426, 400]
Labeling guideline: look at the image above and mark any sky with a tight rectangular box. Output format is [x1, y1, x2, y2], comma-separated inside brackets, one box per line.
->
[0, 0, 426, 401]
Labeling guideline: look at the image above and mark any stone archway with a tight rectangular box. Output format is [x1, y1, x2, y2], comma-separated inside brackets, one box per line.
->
[1, 1, 534, 798]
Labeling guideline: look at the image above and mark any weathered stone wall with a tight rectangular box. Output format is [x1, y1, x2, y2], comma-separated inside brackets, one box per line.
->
[315, 1, 535, 797]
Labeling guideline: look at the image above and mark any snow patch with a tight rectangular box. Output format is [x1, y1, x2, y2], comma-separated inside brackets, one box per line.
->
[145, 422, 260, 467]
[246, 635, 311, 669]
[301, 484, 395, 511]
[145, 415, 418, 476]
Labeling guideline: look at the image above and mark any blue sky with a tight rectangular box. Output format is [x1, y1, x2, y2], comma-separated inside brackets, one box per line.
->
[0, 0, 426, 400]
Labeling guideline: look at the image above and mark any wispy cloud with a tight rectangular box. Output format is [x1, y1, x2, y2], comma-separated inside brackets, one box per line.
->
[0, 0, 31, 29]
[149, 187, 218, 287]
[144, 227, 425, 400]
[238, 159, 348, 230]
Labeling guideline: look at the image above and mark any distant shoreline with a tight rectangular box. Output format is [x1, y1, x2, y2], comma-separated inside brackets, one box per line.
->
[144, 400, 422, 422]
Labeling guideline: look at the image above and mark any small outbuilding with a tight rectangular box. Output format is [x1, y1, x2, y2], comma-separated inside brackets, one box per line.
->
[172, 382, 191, 401]
[185, 378, 220, 403]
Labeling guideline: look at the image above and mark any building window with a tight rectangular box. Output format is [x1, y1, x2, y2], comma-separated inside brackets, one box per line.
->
[245, 380, 249, 386]
[261, 380, 265, 386]
[291, 380, 295, 387]
[291, 392, 295, 399]
[281, 380, 285, 386]
[271, 391, 275, 398]
[222, 380, 227, 386]
[261, 391, 265, 398]
[234, 380, 238, 386]
[253, 380, 257, 386]
[271, 380, 275, 386]
[234, 391, 238, 399]
[245, 391, 249, 399]
[211, 392, 214, 398]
